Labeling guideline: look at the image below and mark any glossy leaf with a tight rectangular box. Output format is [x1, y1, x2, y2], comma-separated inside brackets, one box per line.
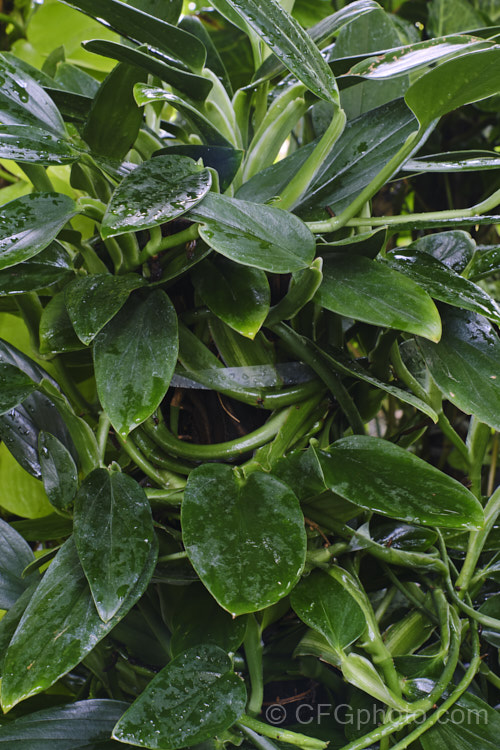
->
[419, 307, 500, 430]
[0, 363, 36, 415]
[316, 436, 483, 529]
[192, 257, 270, 339]
[0, 535, 157, 710]
[316, 255, 442, 341]
[93, 290, 178, 436]
[65, 273, 146, 344]
[428, 0, 484, 36]
[191, 193, 315, 273]
[113, 645, 246, 748]
[0, 54, 66, 135]
[126, 0, 182, 23]
[0, 241, 73, 296]
[0, 699, 129, 748]
[403, 149, 500, 174]
[101, 156, 211, 239]
[154, 145, 243, 192]
[409, 230, 475, 273]
[0, 125, 79, 164]
[405, 47, 500, 127]
[39, 291, 85, 355]
[0, 518, 35, 610]
[213, 0, 339, 104]
[38, 431, 78, 511]
[74, 468, 155, 622]
[386, 248, 500, 324]
[291, 570, 365, 653]
[0, 193, 77, 271]
[63, 0, 206, 72]
[420, 691, 500, 750]
[182, 464, 306, 616]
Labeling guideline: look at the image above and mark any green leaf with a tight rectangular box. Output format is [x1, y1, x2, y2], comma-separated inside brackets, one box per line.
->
[74, 468, 155, 622]
[93, 290, 178, 436]
[0, 54, 66, 135]
[315, 255, 442, 341]
[419, 307, 500, 431]
[63, 0, 206, 72]
[65, 273, 146, 344]
[101, 156, 212, 239]
[408, 230, 475, 273]
[0, 518, 35, 610]
[192, 257, 270, 339]
[405, 47, 500, 128]
[154, 145, 243, 193]
[83, 39, 213, 101]
[291, 569, 365, 653]
[112, 644, 247, 749]
[182, 465, 307, 616]
[403, 150, 500, 176]
[0, 699, 129, 749]
[39, 291, 85, 355]
[125, 0, 182, 24]
[38, 432, 78, 512]
[0, 125, 79, 165]
[213, 0, 339, 104]
[427, 0, 484, 36]
[420, 691, 500, 750]
[170, 584, 248, 657]
[191, 193, 315, 274]
[0, 193, 77, 271]
[0, 363, 37, 416]
[0, 535, 157, 710]
[0, 242, 73, 296]
[83, 62, 146, 162]
[316, 436, 484, 529]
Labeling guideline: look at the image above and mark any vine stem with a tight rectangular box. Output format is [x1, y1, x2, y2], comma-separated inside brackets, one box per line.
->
[138, 224, 200, 265]
[455, 485, 500, 594]
[237, 715, 327, 750]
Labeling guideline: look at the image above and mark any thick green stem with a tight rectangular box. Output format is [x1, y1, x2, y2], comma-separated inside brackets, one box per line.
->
[455, 485, 500, 594]
[244, 615, 264, 716]
[97, 412, 111, 466]
[20, 163, 54, 192]
[237, 715, 327, 750]
[15, 293, 43, 352]
[115, 432, 187, 490]
[139, 224, 200, 265]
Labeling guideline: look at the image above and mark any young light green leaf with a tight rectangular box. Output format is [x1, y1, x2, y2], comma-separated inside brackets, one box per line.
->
[316, 255, 442, 341]
[74, 468, 155, 622]
[191, 193, 316, 273]
[101, 156, 212, 239]
[316, 436, 484, 529]
[93, 291, 178, 437]
[112, 644, 246, 749]
[182, 465, 307, 616]
[0, 536, 157, 710]
[38, 431, 78, 511]
[419, 307, 500, 430]
[0, 193, 77, 271]
[192, 257, 270, 339]
[0, 518, 36, 610]
[65, 273, 146, 344]
[291, 570, 365, 653]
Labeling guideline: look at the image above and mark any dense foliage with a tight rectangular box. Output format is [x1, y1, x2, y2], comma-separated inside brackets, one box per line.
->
[2, 0, 500, 748]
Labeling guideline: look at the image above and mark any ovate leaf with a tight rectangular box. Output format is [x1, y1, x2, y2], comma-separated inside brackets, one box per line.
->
[0, 363, 37, 415]
[94, 291, 178, 436]
[38, 431, 78, 511]
[112, 645, 247, 749]
[0, 518, 36, 610]
[316, 436, 483, 529]
[74, 468, 155, 622]
[182, 465, 307, 616]
[420, 691, 500, 750]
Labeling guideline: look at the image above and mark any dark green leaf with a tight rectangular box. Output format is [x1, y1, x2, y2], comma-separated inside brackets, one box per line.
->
[213, 0, 339, 104]
[316, 255, 441, 341]
[405, 47, 500, 127]
[191, 193, 315, 273]
[469, 244, 500, 281]
[478, 593, 500, 648]
[39, 291, 86, 355]
[179, 15, 233, 96]
[0, 699, 129, 749]
[112, 645, 247, 749]
[0, 586, 36, 679]
[0, 242, 73, 296]
[403, 150, 500, 175]
[101, 156, 211, 239]
[291, 570, 365, 652]
[83, 40, 212, 101]
[427, 0, 484, 36]
[74, 468, 155, 622]
[83, 63, 146, 162]
[124, 0, 182, 24]
[94, 291, 178, 437]
[53, 62, 100, 97]
[182, 465, 307, 616]
[0, 535, 157, 710]
[0, 519, 35, 610]
[63, 0, 206, 71]
[10, 514, 73, 542]
[408, 230, 475, 273]
[420, 691, 500, 750]
[0, 363, 37, 416]
[419, 307, 500, 430]
[192, 257, 270, 339]
[0, 193, 77, 271]
[0, 54, 66, 135]
[65, 273, 146, 344]
[154, 145, 243, 193]
[0, 125, 79, 164]
[316, 436, 483, 529]
[38, 432, 78, 511]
